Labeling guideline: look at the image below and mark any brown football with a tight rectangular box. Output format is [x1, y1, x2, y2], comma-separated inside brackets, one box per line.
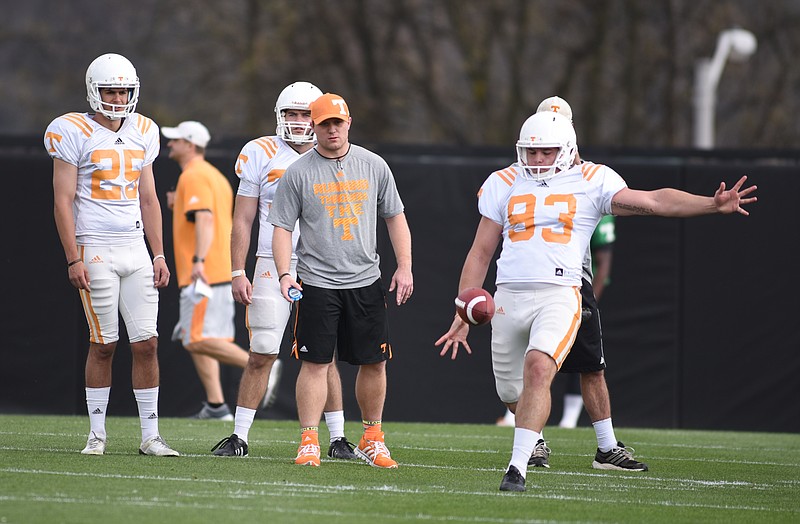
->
[454, 287, 495, 326]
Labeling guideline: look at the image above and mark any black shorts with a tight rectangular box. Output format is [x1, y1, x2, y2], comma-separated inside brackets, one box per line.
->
[291, 278, 391, 365]
[559, 278, 606, 373]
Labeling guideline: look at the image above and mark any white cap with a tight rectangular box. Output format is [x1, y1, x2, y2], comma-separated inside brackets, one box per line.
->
[536, 96, 573, 122]
[161, 121, 211, 148]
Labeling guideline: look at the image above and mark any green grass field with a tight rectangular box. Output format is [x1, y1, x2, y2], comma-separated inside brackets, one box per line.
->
[1, 414, 798, 523]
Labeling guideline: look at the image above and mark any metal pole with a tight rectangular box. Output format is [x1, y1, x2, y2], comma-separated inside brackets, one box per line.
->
[693, 58, 714, 149]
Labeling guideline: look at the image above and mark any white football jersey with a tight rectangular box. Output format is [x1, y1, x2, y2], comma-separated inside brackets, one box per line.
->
[234, 136, 304, 257]
[478, 161, 627, 286]
[44, 112, 159, 245]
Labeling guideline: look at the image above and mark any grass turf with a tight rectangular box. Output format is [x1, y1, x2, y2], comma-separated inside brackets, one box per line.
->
[1, 414, 798, 523]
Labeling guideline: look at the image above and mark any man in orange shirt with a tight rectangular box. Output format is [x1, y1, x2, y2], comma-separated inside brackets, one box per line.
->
[164, 121, 279, 419]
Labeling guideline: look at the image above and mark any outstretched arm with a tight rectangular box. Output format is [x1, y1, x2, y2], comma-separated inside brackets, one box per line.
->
[612, 175, 757, 217]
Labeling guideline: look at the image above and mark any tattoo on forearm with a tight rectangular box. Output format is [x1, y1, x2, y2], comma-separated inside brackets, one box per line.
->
[615, 202, 655, 215]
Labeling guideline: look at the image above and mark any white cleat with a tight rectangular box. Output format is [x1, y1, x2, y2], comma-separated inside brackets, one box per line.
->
[81, 435, 106, 455]
[139, 436, 180, 456]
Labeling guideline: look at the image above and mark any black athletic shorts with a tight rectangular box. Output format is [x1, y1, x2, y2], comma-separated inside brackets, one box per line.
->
[559, 278, 606, 373]
[291, 277, 391, 365]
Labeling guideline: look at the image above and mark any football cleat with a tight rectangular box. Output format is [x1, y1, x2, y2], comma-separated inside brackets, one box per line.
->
[139, 436, 180, 456]
[81, 434, 106, 455]
[355, 432, 398, 469]
[191, 402, 234, 421]
[327, 437, 358, 460]
[592, 441, 648, 471]
[295, 431, 320, 466]
[211, 434, 249, 457]
[499, 465, 526, 492]
[528, 438, 551, 468]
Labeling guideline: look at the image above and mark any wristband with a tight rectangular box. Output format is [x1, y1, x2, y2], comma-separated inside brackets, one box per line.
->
[192, 255, 204, 263]
[67, 259, 81, 267]
[278, 272, 292, 281]
[153, 254, 166, 263]
[231, 269, 246, 279]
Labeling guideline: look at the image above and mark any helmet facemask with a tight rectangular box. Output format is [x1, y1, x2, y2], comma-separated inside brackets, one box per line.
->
[276, 109, 315, 144]
[85, 54, 140, 120]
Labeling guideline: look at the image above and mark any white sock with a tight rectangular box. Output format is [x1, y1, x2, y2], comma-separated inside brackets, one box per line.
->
[86, 387, 110, 441]
[592, 417, 617, 452]
[508, 427, 539, 478]
[324, 410, 346, 441]
[133, 387, 159, 443]
[234, 406, 256, 443]
[502, 408, 516, 426]
[559, 393, 584, 428]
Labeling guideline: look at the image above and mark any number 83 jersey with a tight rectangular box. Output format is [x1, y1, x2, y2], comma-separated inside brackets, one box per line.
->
[478, 161, 626, 287]
[44, 112, 159, 245]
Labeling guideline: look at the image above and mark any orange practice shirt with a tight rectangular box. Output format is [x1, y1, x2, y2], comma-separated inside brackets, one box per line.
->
[172, 157, 233, 287]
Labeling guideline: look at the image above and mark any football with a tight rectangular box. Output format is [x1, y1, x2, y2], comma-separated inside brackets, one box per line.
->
[455, 287, 495, 326]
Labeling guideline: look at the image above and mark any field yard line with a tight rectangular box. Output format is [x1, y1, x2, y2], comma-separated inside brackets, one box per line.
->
[0, 494, 557, 524]
[2, 442, 799, 470]
[1, 467, 796, 516]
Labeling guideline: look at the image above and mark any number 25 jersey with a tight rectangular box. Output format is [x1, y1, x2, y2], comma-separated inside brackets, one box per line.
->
[44, 112, 160, 245]
[478, 161, 626, 287]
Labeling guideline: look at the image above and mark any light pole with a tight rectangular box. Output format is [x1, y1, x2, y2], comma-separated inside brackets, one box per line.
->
[693, 28, 757, 149]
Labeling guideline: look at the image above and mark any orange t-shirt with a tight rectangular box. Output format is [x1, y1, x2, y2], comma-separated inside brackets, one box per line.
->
[172, 157, 233, 287]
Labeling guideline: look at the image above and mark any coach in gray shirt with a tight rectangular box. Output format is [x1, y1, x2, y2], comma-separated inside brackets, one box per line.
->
[270, 93, 413, 469]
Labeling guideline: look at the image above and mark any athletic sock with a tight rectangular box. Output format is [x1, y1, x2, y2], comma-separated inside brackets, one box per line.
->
[233, 406, 256, 443]
[324, 410, 346, 442]
[133, 386, 160, 443]
[362, 420, 382, 439]
[592, 417, 617, 452]
[509, 427, 538, 478]
[86, 386, 110, 441]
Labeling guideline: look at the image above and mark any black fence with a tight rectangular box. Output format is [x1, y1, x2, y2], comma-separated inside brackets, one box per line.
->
[2, 135, 797, 433]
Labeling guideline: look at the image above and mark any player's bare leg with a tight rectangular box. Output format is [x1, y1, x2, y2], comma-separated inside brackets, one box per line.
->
[185, 338, 249, 368]
[85, 342, 116, 388]
[237, 353, 277, 409]
[189, 353, 224, 404]
[500, 350, 556, 490]
[323, 364, 357, 459]
[580, 370, 610, 422]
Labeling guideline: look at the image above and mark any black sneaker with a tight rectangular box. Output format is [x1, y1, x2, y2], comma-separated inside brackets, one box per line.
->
[528, 438, 551, 468]
[499, 465, 526, 492]
[327, 437, 358, 459]
[211, 434, 248, 457]
[592, 441, 648, 471]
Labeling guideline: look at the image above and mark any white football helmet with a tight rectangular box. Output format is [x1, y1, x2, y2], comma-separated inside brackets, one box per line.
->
[516, 112, 577, 181]
[275, 82, 323, 144]
[85, 53, 140, 120]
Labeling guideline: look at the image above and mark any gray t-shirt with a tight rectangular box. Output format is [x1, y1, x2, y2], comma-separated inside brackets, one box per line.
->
[268, 144, 404, 288]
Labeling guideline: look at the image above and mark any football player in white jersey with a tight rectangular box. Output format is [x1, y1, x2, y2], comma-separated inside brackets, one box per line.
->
[212, 82, 357, 459]
[499, 97, 643, 473]
[45, 53, 179, 456]
[436, 111, 757, 492]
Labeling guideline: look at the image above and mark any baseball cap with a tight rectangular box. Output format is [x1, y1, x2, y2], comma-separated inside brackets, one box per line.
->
[310, 93, 350, 125]
[536, 96, 573, 122]
[161, 121, 211, 148]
